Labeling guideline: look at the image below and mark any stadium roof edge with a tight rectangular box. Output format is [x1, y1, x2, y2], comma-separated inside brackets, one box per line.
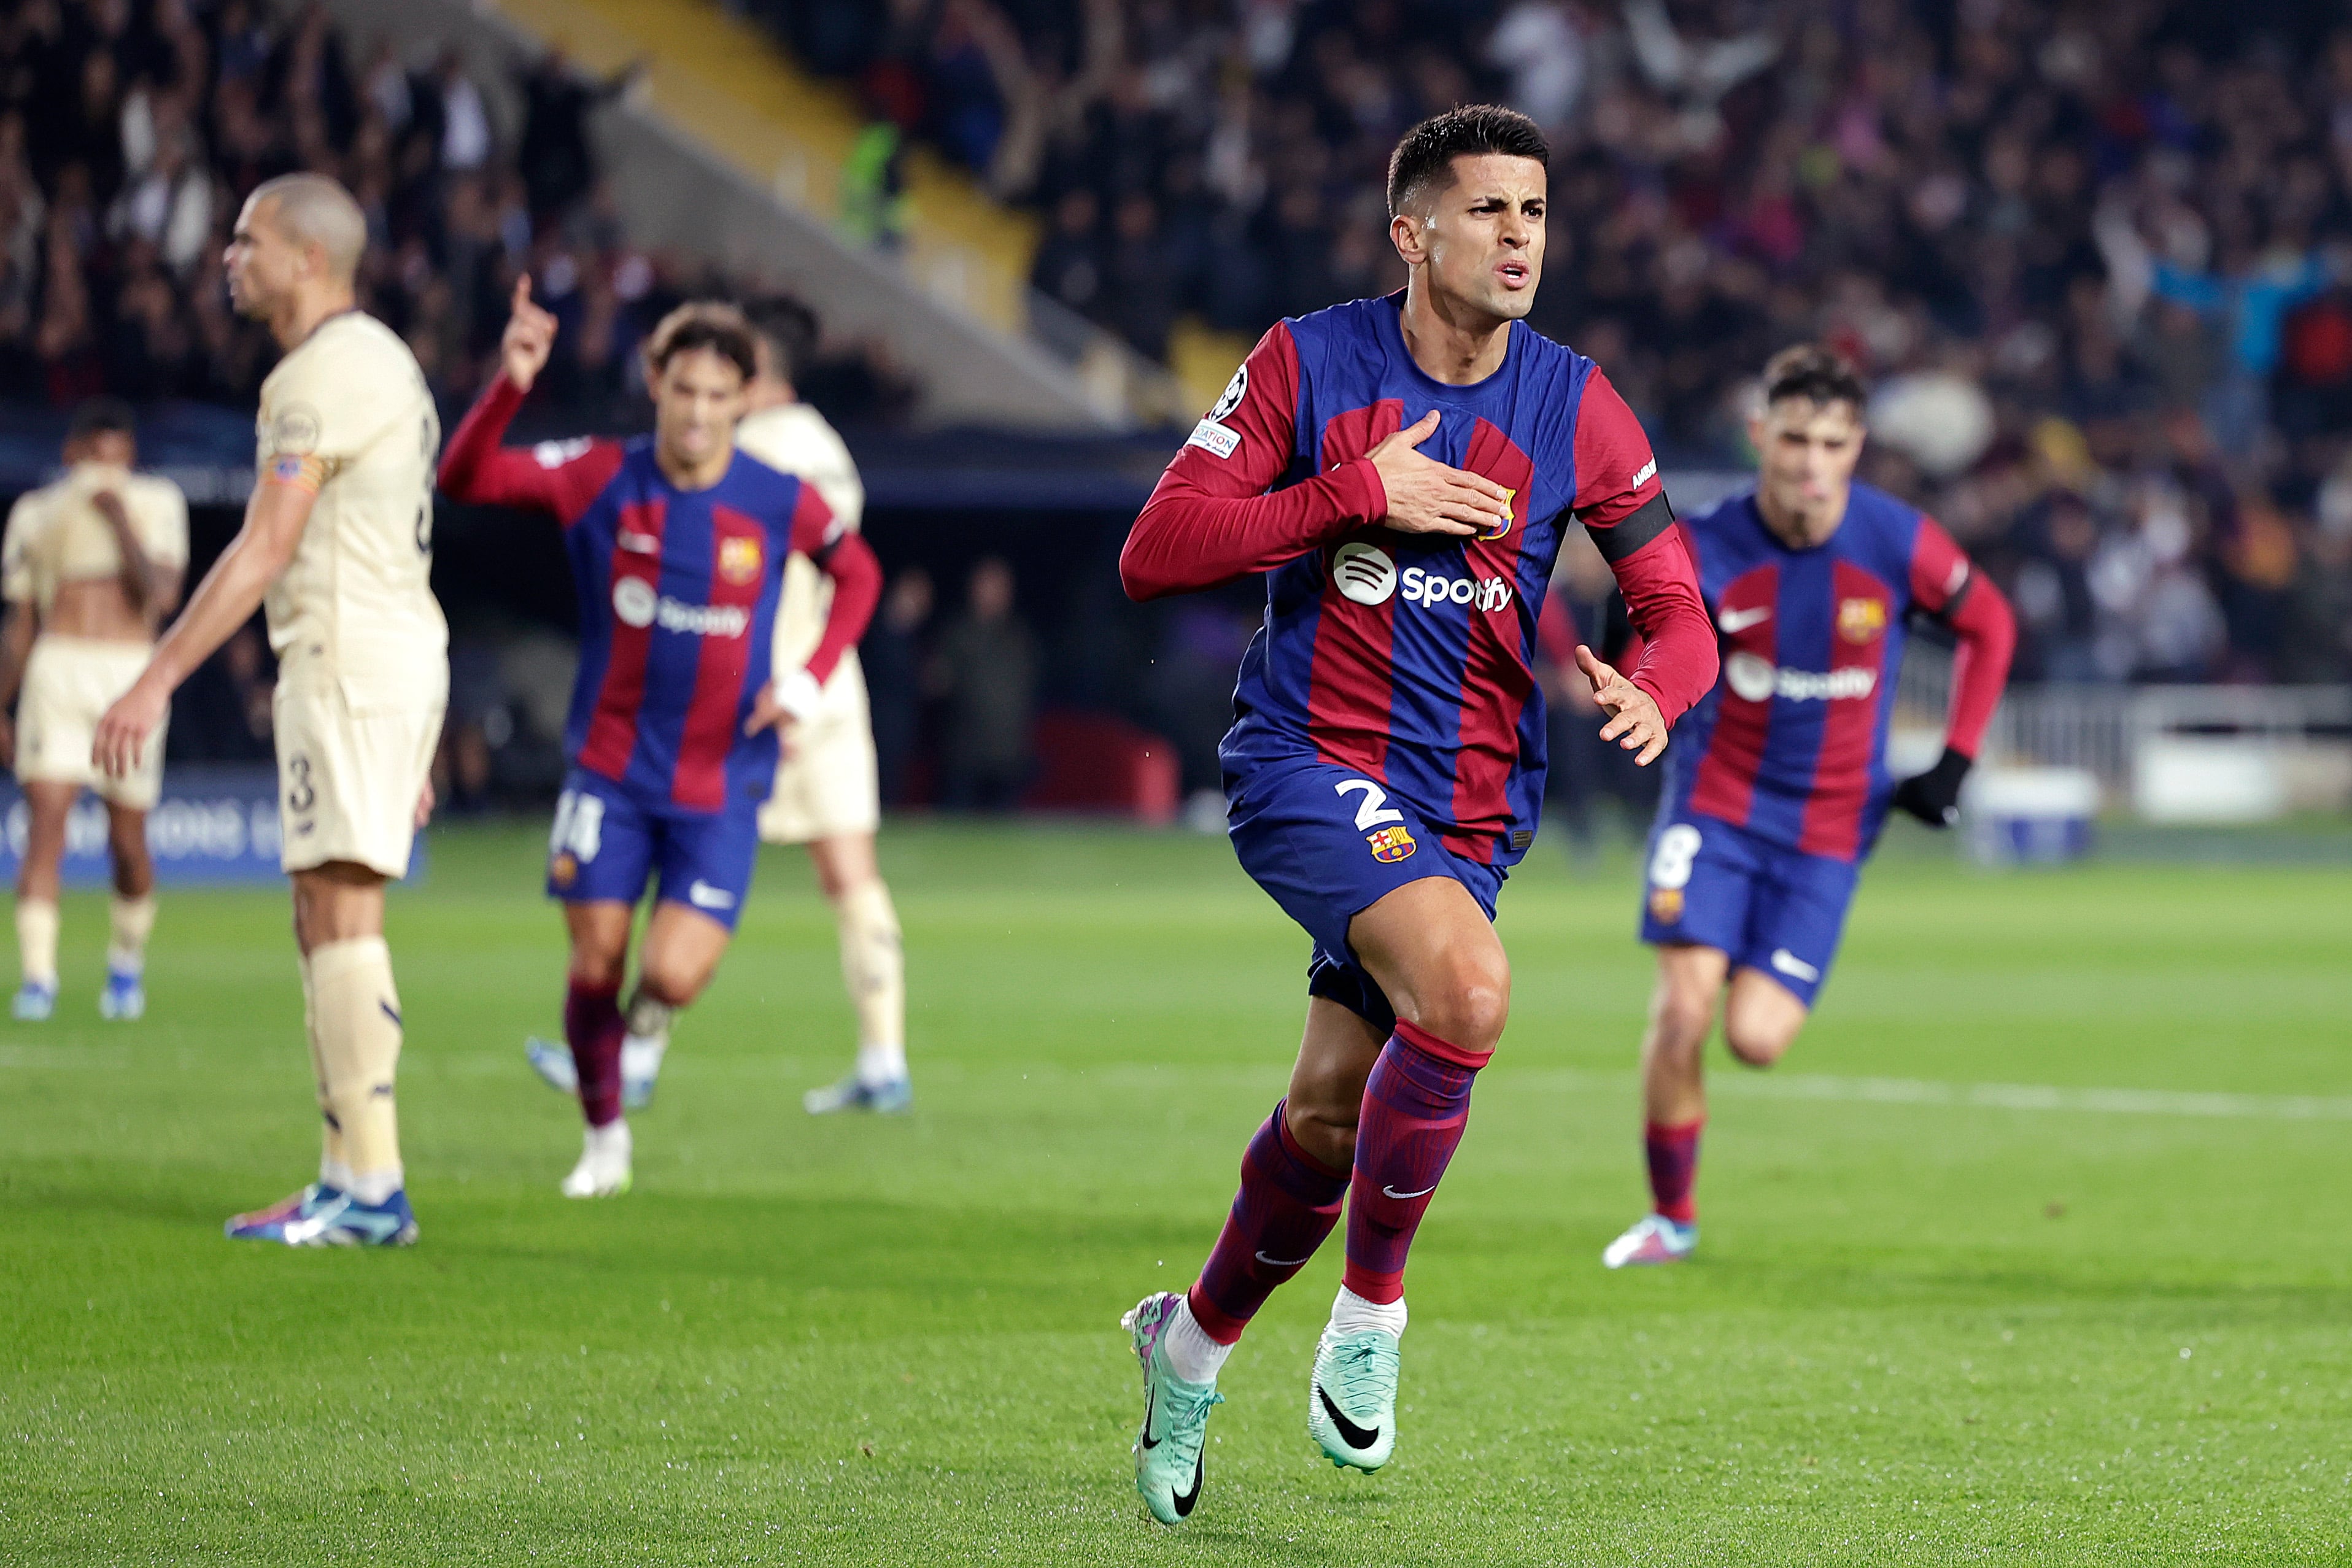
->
[308, 0, 1142, 432]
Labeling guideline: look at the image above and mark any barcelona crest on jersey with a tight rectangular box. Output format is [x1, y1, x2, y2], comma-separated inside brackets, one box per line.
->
[718, 535, 764, 585]
[1838, 595, 1888, 643]
[1477, 486, 1519, 541]
[1366, 825, 1417, 862]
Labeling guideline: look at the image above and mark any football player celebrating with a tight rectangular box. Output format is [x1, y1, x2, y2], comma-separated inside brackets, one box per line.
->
[1114, 106, 1717, 1522]
[1601, 346, 2016, 1270]
[437, 282, 881, 1198]
[522, 296, 914, 1118]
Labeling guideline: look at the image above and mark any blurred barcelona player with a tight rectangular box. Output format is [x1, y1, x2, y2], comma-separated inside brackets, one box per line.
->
[437, 282, 881, 1199]
[1602, 346, 2016, 1270]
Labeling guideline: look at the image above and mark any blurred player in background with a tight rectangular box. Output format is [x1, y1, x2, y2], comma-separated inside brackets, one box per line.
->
[740, 296, 911, 1114]
[520, 296, 913, 1116]
[0, 401, 187, 1021]
[438, 284, 881, 1199]
[1603, 346, 2016, 1270]
[95, 174, 446, 1248]
[1113, 106, 1717, 1523]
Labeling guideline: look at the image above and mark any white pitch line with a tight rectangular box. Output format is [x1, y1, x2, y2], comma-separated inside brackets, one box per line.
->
[7, 1045, 2351, 1124]
[1510, 1067, 2352, 1122]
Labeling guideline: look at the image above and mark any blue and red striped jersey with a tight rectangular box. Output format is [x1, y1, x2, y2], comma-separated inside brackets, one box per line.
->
[1665, 482, 1979, 861]
[1127, 293, 1703, 865]
[438, 377, 868, 815]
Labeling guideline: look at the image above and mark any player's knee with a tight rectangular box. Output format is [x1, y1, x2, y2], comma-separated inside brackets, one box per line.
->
[1283, 1094, 1357, 1168]
[635, 957, 711, 1010]
[567, 940, 627, 992]
[1649, 988, 1714, 1056]
[1723, 1019, 1795, 1068]
[1414, 952, 1511, 1053]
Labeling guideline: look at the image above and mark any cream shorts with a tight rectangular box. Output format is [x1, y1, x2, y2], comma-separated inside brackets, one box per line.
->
[273, 681, 444, 877]
[758, 659, 880, 845]
[15, 635, 163, 808]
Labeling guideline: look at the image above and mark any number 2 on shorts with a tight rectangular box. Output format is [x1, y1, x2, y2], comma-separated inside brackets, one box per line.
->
[1334, 778, 1405, 832]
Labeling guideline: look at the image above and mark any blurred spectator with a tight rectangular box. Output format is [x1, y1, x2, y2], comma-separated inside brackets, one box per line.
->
[864, 566, 932, 808]
[929, 557, 1034, 812]
[514, 48, 641, 223]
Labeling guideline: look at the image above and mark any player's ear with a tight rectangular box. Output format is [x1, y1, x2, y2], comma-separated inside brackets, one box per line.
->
[1390, 210, 1426, 268]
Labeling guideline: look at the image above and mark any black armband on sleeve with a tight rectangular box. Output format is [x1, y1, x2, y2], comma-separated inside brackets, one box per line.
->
[1581, 492, 1676, 565]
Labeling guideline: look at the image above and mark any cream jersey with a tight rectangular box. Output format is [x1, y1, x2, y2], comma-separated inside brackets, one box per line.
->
[255, 311, 448, 706]
[2, 462, 188, 619]
[736, 402, 864, 679]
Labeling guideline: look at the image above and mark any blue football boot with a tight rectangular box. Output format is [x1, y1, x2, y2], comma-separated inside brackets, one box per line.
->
[13, 978, 56, 1021]
[225, 1184, 417, 1246]
[803, 1071, 913, 1115]
[99, 966, 145, 1021]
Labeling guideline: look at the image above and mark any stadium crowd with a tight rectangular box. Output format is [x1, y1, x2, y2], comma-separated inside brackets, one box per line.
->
[784, 0, 2352, 685]
[0, 0, 905, 428]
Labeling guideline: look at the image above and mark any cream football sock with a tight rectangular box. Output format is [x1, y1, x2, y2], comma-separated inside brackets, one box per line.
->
[309, 937, 405, 1206]
[300, 954, 351, 1190]
[16, 897, 58, 987]
[834, 879, 905, 1084]
[107, 893, 156, 976]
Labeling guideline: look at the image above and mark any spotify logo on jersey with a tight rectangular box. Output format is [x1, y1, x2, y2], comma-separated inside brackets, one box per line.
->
[613, 576, 659, 628]
[1333, 542, 1397, 605]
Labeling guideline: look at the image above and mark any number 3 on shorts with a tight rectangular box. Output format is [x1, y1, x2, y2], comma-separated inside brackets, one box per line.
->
[1649, 823, 1701, 890]
[549, 789, 605, 864]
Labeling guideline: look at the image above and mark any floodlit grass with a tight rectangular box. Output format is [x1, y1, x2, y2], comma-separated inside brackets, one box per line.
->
[3, 819, 2348, 1564]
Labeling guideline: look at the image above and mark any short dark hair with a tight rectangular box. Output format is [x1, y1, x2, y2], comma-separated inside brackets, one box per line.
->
[643, 301, 759, 383]
[1762, 344, 1868, 411]
[741, 294, 818, 384]
[68, 397, 137, 442]
[1386, 105, 1549, 218]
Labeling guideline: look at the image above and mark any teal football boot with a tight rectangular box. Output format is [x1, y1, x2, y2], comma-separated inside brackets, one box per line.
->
[1307, 1323, 1399, 1472]
[1120, 1291, 1223, 1524]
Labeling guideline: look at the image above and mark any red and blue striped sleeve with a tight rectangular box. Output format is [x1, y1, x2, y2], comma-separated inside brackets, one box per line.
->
[436, 373, 622, 524]
[1119, 322, 1385, 600]
[786, 481, 881, 687]
[1569, 371, 1716, 727]
[1909, 515, 2015, 759]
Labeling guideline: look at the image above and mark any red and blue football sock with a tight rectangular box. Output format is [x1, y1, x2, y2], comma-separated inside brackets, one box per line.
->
[564, 978, 626, 1129]
[1341, 1020, 1490, 1306]
[1186, 1099, 1350, 1345]
[1645, 1117, 1703, 1224]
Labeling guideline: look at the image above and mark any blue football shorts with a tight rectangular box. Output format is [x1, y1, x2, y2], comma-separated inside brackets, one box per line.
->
[543, 768, 762, 931]
[1226, 754, 1506, 1035]
[1636, 805, 1859, 1007]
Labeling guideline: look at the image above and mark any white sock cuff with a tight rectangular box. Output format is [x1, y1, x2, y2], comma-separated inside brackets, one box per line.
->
[307, 935, 392, 986]
[1331, 1284, 1408, 1339]
[346, 1166, 403, 1206]
[1163, 1295, 1234, 1385]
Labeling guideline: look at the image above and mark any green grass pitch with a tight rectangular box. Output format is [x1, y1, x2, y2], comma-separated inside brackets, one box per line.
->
[4, 820, 2350, 1564]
